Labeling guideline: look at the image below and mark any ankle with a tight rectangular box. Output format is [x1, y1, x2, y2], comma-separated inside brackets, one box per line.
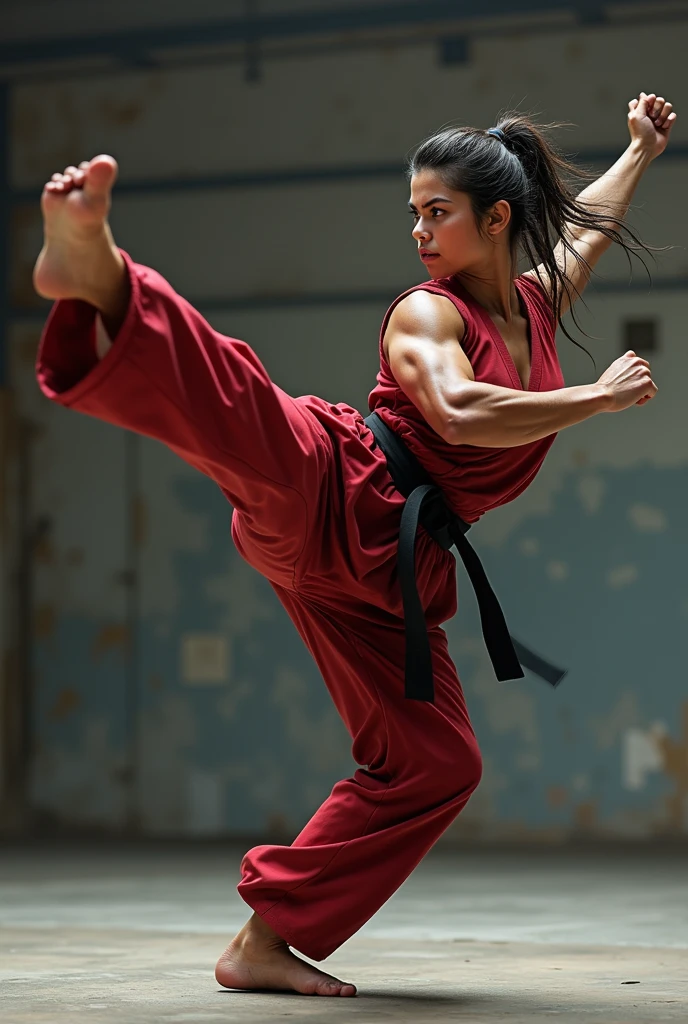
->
[91, 262, 129, 326]
[77, 245, 129, 326]
[238, 913, 287, 952]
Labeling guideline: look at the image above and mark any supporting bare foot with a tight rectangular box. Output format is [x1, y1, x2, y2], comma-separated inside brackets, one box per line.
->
[33, 155, 129, 330]
[215, 913, 357, 997]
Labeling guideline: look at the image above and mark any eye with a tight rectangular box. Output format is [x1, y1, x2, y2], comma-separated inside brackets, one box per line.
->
[430, 207, 445, 218]
[408, 210, 419, 221]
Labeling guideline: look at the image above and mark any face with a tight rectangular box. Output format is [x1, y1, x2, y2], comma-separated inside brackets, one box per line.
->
[409, 169, 511, 280]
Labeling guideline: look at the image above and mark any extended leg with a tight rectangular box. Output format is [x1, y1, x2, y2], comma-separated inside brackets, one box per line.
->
[35, 157, 331, 588]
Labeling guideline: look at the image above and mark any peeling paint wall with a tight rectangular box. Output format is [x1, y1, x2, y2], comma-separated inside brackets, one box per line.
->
[6, 11, 688, 839]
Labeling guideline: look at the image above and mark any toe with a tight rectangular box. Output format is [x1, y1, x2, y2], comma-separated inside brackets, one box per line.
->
[315, 977, 356, 997]
[83, 155, 118, 198]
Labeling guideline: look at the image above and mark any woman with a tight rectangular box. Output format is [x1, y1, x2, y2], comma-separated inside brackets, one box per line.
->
[34, 91, 674, 997]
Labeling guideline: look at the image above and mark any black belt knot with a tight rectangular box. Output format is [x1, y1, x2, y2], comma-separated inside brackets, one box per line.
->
[365, 411, 566, 702]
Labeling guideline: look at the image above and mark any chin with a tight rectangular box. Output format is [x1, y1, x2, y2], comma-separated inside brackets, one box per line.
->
[426, 261, 451, 281]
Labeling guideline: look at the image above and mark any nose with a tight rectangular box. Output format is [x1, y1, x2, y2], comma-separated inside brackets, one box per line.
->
[412, 219, 431, 243]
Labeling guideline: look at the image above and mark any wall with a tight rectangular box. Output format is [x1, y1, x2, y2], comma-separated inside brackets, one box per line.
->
[5, 9, 688, 839]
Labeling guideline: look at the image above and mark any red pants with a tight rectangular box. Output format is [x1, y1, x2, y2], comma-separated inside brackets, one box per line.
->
[37, 254, 482, 961]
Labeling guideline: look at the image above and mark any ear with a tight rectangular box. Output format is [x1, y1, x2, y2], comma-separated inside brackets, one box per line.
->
[485, 199, 512, 237]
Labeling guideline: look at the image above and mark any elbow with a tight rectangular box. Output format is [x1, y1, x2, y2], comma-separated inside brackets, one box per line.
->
[439, 386, 483, 445]
[440, 406, 477, 446]
[440, 413, 461, 446]
[440, 401, 526, 449]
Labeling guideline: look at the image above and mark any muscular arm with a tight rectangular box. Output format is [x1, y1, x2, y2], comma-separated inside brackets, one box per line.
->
[386, 292, 613, 449]
[525, 143, 652, 316]
[524, 92, 675, 316]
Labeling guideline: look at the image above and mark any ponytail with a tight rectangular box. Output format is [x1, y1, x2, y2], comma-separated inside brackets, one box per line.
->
[409, 111, 660, 360]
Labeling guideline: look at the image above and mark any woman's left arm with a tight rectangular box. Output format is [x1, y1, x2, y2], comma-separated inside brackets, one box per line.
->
[525, 91, 677, 315]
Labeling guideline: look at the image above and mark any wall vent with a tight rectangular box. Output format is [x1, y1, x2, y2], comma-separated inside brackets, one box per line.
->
[622, 318, 659, 354]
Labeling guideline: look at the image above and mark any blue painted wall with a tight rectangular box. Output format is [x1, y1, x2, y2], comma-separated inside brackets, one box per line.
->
[7, 9, 688, 838]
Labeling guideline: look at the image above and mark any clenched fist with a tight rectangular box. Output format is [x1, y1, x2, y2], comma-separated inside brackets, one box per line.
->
[628, 92, 677, 162]
[596, 350, 657, 412]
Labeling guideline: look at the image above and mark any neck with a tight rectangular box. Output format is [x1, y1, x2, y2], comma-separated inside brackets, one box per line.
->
[454, 247, 521, 321]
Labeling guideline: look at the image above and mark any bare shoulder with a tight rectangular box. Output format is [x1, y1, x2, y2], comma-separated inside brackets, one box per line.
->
[520, 268, 552, 299]
[382, 290, 475, 434]
[384, 289, 466, 358]
[519, 269, 560, 325]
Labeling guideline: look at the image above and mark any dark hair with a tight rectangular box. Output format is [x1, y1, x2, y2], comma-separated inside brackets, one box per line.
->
[409, 111, 660, 360]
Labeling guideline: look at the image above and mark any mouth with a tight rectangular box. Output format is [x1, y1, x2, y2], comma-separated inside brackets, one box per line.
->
[419, 249, 440, 263]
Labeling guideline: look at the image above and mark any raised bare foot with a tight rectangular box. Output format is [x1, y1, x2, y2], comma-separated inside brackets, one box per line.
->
[33, 155, 129, 326]
[215, 913, 356, 997]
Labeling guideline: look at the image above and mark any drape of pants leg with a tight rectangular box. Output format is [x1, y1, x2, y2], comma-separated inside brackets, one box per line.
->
[36, 252, 482, 965]
[238, 602, 482, 961]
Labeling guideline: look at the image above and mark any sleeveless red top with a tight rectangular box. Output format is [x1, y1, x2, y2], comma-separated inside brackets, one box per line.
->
[367, 274, 565, 524]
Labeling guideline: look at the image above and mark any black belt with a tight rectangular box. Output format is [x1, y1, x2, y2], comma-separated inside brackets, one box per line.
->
[364, 412, 566, 702]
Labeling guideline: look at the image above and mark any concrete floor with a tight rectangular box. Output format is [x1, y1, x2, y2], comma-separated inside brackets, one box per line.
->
[1, 843, 687, 1022]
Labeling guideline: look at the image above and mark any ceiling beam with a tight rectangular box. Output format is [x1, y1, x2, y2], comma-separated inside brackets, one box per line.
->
[0, 0, 659, 69]
[11, 144, 688, 206]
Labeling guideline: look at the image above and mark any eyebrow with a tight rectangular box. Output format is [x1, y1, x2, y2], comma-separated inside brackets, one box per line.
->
[408, 196, 453, 211]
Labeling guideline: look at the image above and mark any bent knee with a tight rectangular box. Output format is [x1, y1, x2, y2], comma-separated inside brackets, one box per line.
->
[442, 734, 482, 798]
[463, 738, 483, 794]
[412, 731, 482, 802]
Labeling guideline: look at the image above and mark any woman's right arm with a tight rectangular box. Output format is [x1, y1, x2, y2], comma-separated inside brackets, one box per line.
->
[385, 291, 657, 449]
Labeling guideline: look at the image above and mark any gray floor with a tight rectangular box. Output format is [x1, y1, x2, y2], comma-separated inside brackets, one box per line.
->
[1, 843, 687, 1022]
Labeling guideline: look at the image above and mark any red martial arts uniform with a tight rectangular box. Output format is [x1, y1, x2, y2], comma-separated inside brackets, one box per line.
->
[37, 254, 564, 961]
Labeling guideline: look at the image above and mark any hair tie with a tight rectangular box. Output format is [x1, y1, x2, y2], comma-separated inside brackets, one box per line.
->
[487, 127, 507, 144]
